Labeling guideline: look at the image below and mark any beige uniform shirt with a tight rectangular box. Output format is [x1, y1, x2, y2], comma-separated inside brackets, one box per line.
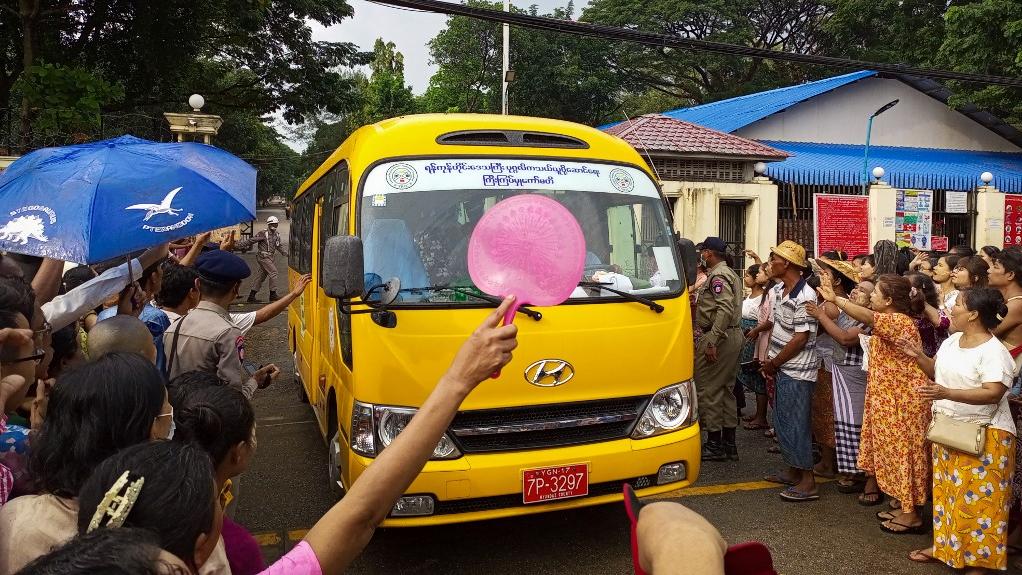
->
[694, 261, 742, 347]
[164, 301, 258, 398]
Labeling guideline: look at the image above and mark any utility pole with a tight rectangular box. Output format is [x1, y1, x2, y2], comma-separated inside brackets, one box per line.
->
[502, 0, 509, 115]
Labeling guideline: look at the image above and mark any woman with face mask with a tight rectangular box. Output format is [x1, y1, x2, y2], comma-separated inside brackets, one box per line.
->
[0, 353, 171, 575]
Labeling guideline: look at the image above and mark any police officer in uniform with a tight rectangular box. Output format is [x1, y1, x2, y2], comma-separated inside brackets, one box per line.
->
[235, 215, 287, 302]
[693, 237, 743, 461]
[164, 250, 281, 398]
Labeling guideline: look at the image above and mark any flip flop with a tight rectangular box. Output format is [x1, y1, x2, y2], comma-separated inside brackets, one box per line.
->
[907, 550, 939, 564]
[813, 469, 837, 479]
[876, 510, 900, 521]
[763, 474, 797, 486]
[743, 422, 770, 431]
[880, 519, 928, 535]
[779, 487, 820, 502]
[836, 480, 865, 494]
[858, 490, 885, 507]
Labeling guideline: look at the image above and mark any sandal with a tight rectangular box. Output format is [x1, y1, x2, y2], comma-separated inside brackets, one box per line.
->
[836, 479, 865, 494]
[779, 487, 820, 502]
[764, 474, 797, 486]
[813, 468, 836, 480]
[858, 490, 885, 507]
[880, 518, 927, 535]
[908, 549, 938, 564]
[876, 510, 900, 521]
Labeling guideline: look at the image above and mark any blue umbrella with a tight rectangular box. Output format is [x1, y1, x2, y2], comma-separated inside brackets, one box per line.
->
[0, 135, 256, 263]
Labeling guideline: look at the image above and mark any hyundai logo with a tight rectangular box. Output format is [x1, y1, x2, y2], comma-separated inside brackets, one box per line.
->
[524, 360, 575, 387]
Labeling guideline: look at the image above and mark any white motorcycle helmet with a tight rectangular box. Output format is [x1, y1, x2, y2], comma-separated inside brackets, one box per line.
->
[266, 216, 280, 225]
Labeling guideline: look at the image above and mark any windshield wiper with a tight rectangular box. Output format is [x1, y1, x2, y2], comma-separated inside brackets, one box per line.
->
[399, 285, 542, 321]
[577, 281, 665, 313]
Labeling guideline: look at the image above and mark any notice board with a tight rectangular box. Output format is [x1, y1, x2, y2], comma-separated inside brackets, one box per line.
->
[896, 189, 934, 250]
[1005, 195, 1022, 247]
[814, 194, 870, 257]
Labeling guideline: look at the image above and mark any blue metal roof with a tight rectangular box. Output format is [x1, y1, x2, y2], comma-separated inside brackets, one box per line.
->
[661, 71, 877, 133]
[763, 140, 1022, 193]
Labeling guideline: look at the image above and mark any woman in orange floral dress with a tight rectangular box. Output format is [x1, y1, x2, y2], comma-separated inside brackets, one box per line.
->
[818, 274, 932, 533]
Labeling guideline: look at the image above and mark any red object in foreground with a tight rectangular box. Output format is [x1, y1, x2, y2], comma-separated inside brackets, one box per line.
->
[522, 463, 589, 504]
[622, 484, 778, 575]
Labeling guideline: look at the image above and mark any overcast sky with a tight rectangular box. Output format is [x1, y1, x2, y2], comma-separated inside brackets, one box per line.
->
[312, 0, 588, 94]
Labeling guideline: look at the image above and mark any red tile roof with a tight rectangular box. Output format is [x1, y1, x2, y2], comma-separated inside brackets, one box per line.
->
[603, 114, 789, 160]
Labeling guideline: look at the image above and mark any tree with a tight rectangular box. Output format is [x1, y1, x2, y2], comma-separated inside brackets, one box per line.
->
[420, 1, 625, 124]
[937, 0, 1022, 125]
[0, 0, 369, 150]
[579, 0, 826, 105]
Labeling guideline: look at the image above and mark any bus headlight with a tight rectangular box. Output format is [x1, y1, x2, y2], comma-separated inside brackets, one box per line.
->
[352, 403, 461, 460]
[631, 381, 695, 439]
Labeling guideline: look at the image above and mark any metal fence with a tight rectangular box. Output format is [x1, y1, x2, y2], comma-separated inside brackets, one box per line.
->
[772, 170, 860, 249]
[769, 169, 982, 252]
[0, 108, 173, 155]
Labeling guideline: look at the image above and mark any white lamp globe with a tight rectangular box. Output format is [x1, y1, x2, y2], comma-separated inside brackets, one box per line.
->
[872, 166, 885, 180]
[981, 171, 994, 184]
[188, 94, 205, 111]
[753, 162, 767, 175]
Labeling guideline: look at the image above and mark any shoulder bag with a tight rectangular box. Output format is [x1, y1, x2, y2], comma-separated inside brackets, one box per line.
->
[926, 411, 989, 456]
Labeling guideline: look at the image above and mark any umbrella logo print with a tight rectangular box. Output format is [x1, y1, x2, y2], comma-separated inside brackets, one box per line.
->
[126, 187, 184, 221]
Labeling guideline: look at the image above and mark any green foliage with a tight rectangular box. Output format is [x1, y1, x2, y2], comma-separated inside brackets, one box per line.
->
[419, 0, 625, 124]
[17, 63, 124, 140]
[937, 0, 1022, 125]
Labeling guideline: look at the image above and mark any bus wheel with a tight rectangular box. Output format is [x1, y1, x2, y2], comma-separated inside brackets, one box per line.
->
[328, 428, 345, 500]
[295, 351, 309, 404]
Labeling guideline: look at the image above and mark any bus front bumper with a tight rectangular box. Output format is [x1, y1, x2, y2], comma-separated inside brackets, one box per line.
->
[340, 423, 701, 527]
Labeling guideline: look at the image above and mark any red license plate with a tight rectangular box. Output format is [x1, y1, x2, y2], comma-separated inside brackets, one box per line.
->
[522, 463, 589, 504]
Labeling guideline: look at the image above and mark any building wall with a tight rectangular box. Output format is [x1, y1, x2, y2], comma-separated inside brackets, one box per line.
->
[0, 156, 18, 174]
[734, 77, 1021, 153]
[663, 180, 778, 263]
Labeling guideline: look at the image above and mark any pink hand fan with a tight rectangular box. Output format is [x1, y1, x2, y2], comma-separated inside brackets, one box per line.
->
[468, 194, 586, 376]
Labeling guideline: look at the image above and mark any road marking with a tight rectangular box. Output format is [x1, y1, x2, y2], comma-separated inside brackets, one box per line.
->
[259, 420, 318, 428]
[250, 478, 834, 547]
[288, 529, 310, 541]
[252, 532, 282, 547]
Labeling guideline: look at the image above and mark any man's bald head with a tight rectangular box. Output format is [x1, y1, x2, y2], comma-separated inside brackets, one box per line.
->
[88, 316, 157, 364]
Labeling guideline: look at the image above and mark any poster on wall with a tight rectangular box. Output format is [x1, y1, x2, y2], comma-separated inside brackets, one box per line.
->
[1004, 195, 1022, 247]
[814, 194, 870, 257]
[946, 191, 969, 214]
[931, 236, 949, 252]
[896, 189, 934, 250]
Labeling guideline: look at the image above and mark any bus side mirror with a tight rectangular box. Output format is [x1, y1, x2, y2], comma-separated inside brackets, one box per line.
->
[322, 236, 365, 299]
[677, 237, 698, 286]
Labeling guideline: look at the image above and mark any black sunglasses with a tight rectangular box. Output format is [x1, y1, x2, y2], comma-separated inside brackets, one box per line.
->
[2, 348, 46, 366]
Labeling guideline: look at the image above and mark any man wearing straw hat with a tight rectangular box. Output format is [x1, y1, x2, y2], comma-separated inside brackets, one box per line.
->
[693, 237, 743, 462]
[761, 240, 821, 502]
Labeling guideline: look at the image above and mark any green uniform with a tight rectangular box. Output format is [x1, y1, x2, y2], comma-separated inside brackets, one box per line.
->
[693, 260, 743, 432]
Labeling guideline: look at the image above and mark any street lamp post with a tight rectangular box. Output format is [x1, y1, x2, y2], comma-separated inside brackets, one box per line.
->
[502, 0, 510, 115]
[862, 99, 899, 194]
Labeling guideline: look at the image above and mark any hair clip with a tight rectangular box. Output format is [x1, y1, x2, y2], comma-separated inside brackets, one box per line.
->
[87, 470, 145, 533]
[909, 286, 918, 297]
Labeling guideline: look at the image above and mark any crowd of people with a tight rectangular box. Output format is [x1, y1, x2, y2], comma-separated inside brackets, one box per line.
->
[694, 236, 1022, 574]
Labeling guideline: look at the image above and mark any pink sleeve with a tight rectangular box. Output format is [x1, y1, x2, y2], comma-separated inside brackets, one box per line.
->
[259, 541, 322, 575]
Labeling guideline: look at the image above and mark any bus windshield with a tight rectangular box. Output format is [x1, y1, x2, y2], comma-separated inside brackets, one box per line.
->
[359, 158, 683, 305]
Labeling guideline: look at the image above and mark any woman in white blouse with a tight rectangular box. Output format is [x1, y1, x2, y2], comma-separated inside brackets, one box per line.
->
[903, 287, 1016, 573]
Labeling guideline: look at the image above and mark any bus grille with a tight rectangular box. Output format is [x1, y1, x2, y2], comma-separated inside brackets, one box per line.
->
[449, 396, 648, 453]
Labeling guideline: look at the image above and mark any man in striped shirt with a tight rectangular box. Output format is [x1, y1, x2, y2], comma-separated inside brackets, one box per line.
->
[761, 240, 820, 502]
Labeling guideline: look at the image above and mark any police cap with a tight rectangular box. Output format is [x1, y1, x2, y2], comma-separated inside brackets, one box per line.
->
[195, 250, 251, 284]
[696, 236, 728, 253]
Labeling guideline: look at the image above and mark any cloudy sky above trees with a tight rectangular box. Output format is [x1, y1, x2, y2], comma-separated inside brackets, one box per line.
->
[313, 0, 585, 93]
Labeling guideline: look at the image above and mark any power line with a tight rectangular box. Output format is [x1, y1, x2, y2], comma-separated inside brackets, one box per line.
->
[368, 0, 1022, 88]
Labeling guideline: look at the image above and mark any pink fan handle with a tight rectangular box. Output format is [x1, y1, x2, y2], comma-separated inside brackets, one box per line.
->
[491, 300, 522, 379]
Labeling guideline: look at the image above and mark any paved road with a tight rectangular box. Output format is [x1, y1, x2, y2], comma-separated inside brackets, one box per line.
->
[234, 209, 1021, 574]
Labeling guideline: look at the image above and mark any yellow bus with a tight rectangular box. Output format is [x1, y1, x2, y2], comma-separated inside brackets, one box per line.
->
[288, 114, 700, 526]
